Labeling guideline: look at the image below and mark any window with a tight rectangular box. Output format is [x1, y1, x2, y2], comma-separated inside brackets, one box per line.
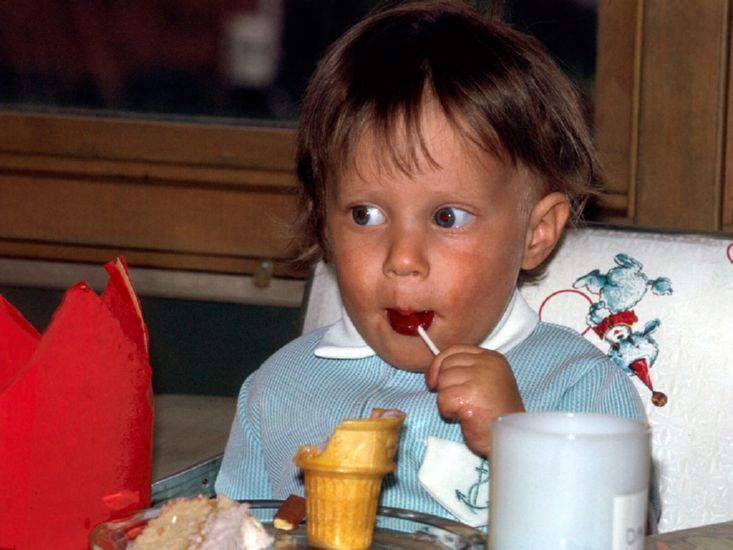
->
[0, 1, 596, 123]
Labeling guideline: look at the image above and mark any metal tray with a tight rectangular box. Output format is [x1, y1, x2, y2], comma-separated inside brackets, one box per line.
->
[89, 499, 486, 549]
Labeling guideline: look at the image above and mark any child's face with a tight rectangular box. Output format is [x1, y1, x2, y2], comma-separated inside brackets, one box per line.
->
[325, 108, 540, 372]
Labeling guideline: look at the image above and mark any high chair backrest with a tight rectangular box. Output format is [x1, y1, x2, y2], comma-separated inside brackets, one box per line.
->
[300, 224, 733, 534]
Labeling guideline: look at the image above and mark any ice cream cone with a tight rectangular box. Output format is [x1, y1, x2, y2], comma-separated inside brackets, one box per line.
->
[294, 410, 405, 549]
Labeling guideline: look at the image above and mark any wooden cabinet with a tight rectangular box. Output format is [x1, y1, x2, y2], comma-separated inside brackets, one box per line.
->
[595, 0, 733, 232]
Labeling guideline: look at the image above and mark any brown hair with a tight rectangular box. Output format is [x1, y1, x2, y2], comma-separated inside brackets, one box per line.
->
[293, 0, 601, 264]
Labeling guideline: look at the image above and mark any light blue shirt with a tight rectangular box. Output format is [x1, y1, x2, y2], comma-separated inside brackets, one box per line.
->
[216, 321, 649, 522]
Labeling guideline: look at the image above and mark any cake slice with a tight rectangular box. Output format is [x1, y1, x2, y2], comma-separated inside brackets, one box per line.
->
[131, 496, 215, 550]
[130, 496, 273, 550]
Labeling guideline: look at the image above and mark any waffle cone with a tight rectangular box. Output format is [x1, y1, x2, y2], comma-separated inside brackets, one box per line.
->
[294, 410, 405, 549]
[302, 469, 383, 549]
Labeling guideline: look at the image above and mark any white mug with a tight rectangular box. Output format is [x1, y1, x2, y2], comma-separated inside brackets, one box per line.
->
[488, 412, 650, 550]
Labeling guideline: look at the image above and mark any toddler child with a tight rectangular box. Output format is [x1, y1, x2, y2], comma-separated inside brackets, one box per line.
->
[216, 0, 649, 527]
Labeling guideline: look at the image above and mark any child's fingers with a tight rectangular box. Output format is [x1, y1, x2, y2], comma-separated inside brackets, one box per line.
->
[436, 375, 523, 457]
[432, 363, 475, 392]
[436, 383, 494, 456]
[428, 347, 523, 456]
[424, 345, 488, 389]
[435, 381, 483, 421]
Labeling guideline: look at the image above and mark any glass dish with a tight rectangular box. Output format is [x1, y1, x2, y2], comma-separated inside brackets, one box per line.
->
[89, 499, 486, 549]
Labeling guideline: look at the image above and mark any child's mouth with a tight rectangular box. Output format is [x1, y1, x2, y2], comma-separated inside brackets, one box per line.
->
[386, 309, 434, 336]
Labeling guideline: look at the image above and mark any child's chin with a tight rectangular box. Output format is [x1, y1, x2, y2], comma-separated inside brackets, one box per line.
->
[392, 361, 428, 373]
[384, 350, 432, 372]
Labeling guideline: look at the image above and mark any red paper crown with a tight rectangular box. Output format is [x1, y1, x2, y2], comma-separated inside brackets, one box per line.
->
[0, 258, 152, 549]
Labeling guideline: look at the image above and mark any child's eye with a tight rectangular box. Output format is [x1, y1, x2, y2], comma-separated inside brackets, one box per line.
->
[433, 207, 474, 228]
[351, 205, 385, 226]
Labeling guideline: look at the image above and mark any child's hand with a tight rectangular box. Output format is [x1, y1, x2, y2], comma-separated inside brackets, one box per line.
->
[425, 345, 524, 457]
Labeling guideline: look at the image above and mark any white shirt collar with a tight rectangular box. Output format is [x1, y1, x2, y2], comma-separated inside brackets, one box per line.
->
[314, 289, 538, 359]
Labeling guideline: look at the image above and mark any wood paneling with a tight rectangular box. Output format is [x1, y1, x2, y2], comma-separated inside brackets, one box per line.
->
[0, 112, 295, 171]
[724, 18, 733, 232]
[0, 112, 306, 278]
[635, 0, 728, 230]
[595, 0, 732, 231]
[595, 0, 642, 220]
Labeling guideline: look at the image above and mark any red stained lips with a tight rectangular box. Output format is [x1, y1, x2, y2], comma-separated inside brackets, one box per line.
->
[387, 309, 434, 336]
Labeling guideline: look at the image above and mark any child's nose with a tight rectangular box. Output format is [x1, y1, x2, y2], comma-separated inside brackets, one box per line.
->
[383, 229, 429, 279]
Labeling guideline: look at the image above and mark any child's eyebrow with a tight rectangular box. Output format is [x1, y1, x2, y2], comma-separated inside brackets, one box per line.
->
[329, 178, 378, 198]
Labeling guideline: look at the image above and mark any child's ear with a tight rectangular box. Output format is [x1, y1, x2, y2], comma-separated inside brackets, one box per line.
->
[521, 192, 571, 270]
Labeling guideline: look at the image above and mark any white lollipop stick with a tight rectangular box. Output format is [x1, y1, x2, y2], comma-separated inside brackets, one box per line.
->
[417, 325, 440, 355]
